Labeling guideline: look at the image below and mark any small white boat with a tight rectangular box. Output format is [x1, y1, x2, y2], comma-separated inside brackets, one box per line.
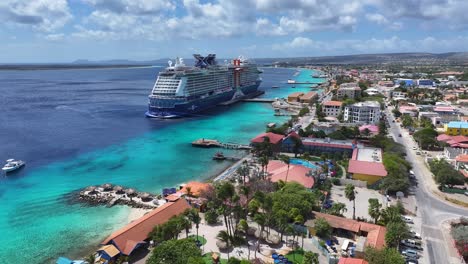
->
[2, 159, 25, 172]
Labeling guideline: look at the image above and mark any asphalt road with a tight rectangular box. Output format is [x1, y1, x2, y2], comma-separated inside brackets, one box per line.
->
[385, 106, 468, 264]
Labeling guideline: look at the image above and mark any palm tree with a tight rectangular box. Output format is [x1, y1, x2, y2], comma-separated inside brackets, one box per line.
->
[253, 213, 266, 258]
[259, 155, 269, 179]
[345, 184, 356, 220]
[217, 230, 231, 260]
[238, 219, 250, 260]
[85, 254, 95, 264]
[185, 186, 193, 198]
[188, 209, 201, 241]
[279, 155, 291, 183]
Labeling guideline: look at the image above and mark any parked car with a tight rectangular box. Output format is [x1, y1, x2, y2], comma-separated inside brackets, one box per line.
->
[399, 134, 402, 137]
[409, 231, 422, 240]
[412, 147, 417, 150]
[402, 249, 419, 258]
[401, 239, 422, 249]
[415, 151, 421, 155]
[402, 216, 414, 224]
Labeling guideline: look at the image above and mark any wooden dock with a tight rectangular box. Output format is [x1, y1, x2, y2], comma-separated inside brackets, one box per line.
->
[192, 139, 251, 150]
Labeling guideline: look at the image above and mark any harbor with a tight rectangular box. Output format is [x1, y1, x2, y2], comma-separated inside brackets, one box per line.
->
[191, 138, 251, 149]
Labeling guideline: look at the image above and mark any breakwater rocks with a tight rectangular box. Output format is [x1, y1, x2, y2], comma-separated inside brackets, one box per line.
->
[77, 184, 164, 209]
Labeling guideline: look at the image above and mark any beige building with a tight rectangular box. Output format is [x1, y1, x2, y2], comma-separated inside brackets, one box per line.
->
[337, 83, 361, 99]
[322, 100, 343, 117]
[299, 91, 318, 104]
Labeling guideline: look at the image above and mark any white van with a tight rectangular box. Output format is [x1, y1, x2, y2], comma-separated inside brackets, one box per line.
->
[402, 216, 413, 223]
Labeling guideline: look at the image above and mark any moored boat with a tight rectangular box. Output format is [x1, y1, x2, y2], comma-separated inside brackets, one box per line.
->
[2, 159, 25, 173]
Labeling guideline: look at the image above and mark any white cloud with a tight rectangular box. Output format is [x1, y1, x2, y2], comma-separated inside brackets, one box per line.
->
[83, 0, 175, 14]
[0, 0, 72, 32]
[366, 13, 402, 30]
[44, 33, 65, 41]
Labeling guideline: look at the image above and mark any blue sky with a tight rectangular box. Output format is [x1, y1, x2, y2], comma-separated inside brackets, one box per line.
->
[1, 0, 468, 63]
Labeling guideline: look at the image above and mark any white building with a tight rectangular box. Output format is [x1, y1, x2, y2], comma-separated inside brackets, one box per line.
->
[344, 101, 381, 124]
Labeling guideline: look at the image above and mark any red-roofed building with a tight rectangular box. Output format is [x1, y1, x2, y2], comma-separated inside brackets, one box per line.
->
[338, 258, 369, 264]
[437, 134, 468, 148]
[266, 160, 315, 188]
[323, 101, 343, 117]
[307, 212, 386, 257]
[102, 198, 191, 256]
[348, 148, 387, 185]
[251, 132, 284, 153]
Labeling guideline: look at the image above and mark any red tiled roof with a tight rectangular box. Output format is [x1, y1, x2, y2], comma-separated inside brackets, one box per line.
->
[348, 160, 387, 177]
[456, 154, 468, 163]
[338, 258, 369, 264]
[267, 160, 315, 188]
[303, 141, 353, 149]
[102, 198, 191, 255]
[323, 100, 343, 107]
[359, 125, 379, 133]
[251, 132, 284, 144]
[180, 181, 213, 197]
[313, 212, 386, 249]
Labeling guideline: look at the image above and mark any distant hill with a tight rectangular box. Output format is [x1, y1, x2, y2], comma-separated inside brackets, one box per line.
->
[255, 52, 468, 65]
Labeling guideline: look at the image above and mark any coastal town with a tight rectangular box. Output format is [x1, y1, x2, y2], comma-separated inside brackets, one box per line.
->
[58, 65, 468, 264]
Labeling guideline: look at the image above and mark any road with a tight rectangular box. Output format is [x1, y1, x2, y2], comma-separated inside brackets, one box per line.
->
[385, 106, 467, 264]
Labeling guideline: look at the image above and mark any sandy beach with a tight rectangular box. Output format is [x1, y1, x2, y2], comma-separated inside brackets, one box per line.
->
[127, 208, 151, 222]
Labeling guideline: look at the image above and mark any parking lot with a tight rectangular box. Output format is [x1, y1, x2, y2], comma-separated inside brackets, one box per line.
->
[330, 185, 387, 221]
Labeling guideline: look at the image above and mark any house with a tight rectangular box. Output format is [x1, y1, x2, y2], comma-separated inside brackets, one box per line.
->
[337, 83, 361, 99]
[348, 147, 387, 185]
[434, 106, 459, 123]
[445, 121, 468, 136]
[455, 154, 468, 170]
[438, 134, 468, 149]
[180, 181, 213, 197]
[251, 132, 284, 153]
[101, 198, 191, 256]
[323, 101, 343, 117]
[343, 101, 381, 124]
[338, 258, 369, 264]
[299, 91, 318, 104]
[399, 105, 418, 117]
[358, 125, 379, 136]
[266, 160, 315, 188]
[288, 92, 305, 103]
[96, 245, 120, 264]
[307, 212, 386, 258]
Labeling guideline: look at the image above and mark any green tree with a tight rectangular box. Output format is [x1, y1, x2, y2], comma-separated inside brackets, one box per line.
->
[85, 254, 95, 264]
[303, 251, 319, 264]
[368, 198, 382, 224]
[327, 202, 347, 217]
[187, 209, 202, 242]
[205, 209, 219, 225]
[236, 161, 250, 185]
[379, 206, 403, 226]
[217, 230, 232, 259]
[314, 218, 332, 239]
[429, 159, 465, 187]
[364, 247, 405, 264]
[345, 184, 356, 220]
[385, 221, 410, 250]
[147, 239, 203, 264]
[378, 121, 387, 136]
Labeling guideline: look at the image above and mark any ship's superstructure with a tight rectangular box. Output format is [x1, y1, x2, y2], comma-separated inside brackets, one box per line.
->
[146, 54, 261, 118]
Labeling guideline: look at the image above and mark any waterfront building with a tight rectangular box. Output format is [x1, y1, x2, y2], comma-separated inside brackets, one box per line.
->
[343, 101, 381, 124]
[336, 83, 361, 99]
[322, 101, 343, 117]
[250, 132, 284, 153]
[96, 245, 120, 264]
[180, 181, 213, 197]
[287, 92, 305, 103]
[282, 135, 357, 157]
[445, 121, 468, 136]
[101, 198, 191, 256]
[299, 91, 318, 104]
[347, 147, 387, 185]
[266, 160, 315, 188]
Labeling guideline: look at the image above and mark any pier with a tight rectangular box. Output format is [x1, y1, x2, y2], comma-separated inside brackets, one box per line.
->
[242, 98, 275, 103]
[218, 90, 265, 106]
[192, 138, 251, 150]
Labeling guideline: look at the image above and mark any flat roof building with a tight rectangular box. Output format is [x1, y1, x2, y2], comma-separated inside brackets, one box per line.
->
[323, 101, 343, 117]
[344, 101, 381, 124]
[348, 147, 387, 185]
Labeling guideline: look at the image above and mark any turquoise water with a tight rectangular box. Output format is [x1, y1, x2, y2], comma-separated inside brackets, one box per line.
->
[260, 69, 325, 99]
[0, 68, 324, 264]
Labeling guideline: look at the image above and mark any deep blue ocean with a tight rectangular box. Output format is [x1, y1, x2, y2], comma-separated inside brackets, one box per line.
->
[0, 66, 322, 263]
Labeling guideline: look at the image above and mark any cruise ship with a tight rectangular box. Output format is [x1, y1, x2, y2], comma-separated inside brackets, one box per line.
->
[146, 54, 262, 118]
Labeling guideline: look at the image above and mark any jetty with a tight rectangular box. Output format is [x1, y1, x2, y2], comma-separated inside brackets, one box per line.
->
[242, 98, 275, 103]
[192, 138, 251, 150]
[218, 90, 265, 106]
